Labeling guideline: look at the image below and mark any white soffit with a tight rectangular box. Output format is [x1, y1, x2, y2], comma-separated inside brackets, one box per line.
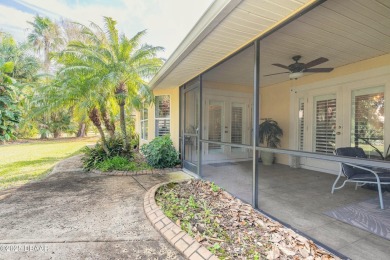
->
[150, 0, 312, 89]
[180, 0, 390, 88]
[258, 0, 390, 86]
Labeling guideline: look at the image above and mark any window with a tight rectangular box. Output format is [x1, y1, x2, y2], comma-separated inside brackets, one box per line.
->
[140, 104, 148, 140]
[155, 95, 170, 136]
[351, 86, 384, 159]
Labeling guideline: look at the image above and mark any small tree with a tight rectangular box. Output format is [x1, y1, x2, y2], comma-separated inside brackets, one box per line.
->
[0, 61, 21, 141]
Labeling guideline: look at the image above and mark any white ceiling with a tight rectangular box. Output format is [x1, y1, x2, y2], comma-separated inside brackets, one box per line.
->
[260, 0, 390, 86]
[153, 0, 390, 89]
[203, 46, 254, 86]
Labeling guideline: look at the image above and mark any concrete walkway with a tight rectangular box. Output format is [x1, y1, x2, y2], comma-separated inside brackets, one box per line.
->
[0, 156, 191, 259]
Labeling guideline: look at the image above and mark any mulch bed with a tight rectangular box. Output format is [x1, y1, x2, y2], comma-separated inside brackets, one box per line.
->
[156, 180, 339, 260]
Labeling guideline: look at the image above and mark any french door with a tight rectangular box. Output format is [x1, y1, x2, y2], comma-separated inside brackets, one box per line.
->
[298, 89, 343, 174]
[296, 83, 387, 174]
[203, 95, 251, 162]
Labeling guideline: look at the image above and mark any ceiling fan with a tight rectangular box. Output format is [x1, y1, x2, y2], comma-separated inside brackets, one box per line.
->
[265, 55, 334, 79]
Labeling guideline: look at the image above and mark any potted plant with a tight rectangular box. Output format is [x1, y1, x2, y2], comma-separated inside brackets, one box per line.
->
[259, 118, 283, 165]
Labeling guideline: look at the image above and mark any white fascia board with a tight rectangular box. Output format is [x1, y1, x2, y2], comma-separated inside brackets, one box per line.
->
[150, 0, 242, 89]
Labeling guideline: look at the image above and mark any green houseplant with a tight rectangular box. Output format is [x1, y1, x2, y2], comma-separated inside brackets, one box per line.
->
[259, 119, 283, 165]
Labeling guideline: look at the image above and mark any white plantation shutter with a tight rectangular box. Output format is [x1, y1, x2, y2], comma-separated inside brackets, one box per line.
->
[298, 99, 304, 151]
[156, 119, 170, 136]
[231, 105, 243, 144]
[208, 102, 222, 150]
[314, 95, 336, 154]
[155, 95, 170, 136]
[140, 105, 148, 140]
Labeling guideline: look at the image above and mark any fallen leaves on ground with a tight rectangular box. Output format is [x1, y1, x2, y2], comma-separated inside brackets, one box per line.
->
[156, 180, 339, 260]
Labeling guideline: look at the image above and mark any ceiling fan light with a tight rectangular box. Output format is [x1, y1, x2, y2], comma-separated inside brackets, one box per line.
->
[289, 72, 304, 80]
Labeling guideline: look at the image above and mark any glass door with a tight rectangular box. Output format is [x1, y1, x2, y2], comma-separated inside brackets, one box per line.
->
[204, 96, 251, 161]
[351, 86, 385, 159]
[294, 81, 388, 174]
[300, 92, 342, 174]
[313, 95, 337, 154]
[207, 100, 226, 157]
[182, 82, 200, 174]
[229, 102, 249, 158]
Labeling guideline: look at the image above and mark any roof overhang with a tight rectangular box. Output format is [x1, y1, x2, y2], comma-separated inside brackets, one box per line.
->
[150, 0, 319, 89]
[151, 0, 390, 90]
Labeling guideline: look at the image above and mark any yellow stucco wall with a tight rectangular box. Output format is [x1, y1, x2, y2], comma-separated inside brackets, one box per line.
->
[260, 53, 390, 165]
[136, 53, 390, 161]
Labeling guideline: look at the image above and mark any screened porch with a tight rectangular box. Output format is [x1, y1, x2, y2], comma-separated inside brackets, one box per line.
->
[177, 0, 390, 258]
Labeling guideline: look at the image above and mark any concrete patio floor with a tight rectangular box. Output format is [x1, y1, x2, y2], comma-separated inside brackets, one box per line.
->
[0, 159, 190, 259]
[202, 161, 390, 260]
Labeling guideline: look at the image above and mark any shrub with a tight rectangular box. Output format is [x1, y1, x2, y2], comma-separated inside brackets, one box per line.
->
[130, 132, 139, 150]
[106, 134, 133, 158]
[82, 134, 133, 170]
[141, 135, 180, 169]
[82, 143, 108, 170]
[95, 156, 136, 172]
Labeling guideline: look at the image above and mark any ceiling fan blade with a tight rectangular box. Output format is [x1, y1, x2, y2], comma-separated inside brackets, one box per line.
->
[304, 68, 334, 73]
[264, 72, 290, 77]
[304, 57, 329, 68]
[272, 63, 290, 70]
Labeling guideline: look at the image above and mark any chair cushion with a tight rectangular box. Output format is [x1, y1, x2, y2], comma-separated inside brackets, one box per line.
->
[335, 147, 367, 158]
[335, 147, 369, 178]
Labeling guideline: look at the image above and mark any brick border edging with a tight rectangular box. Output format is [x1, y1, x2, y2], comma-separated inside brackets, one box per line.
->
[91, 167, 181, 176]
[144, 182, 218, 260]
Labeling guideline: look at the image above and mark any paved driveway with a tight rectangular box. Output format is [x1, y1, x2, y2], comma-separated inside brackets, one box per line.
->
[0, 158, 190, 259]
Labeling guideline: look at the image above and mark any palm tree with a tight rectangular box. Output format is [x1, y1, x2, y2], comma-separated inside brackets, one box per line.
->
[44, 70, 113, 154]
[61, 17, 163, 151]
[27, 15, 63, 72]
[27, 16, 64, 138]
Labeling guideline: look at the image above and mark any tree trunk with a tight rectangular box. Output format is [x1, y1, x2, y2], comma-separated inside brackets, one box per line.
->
[96, 126, 109, 155]
[76, 123, 86, 137]
[44, 40, 50, 73]
[115, 82, 129, 152]
[40, 133, 49, 139]
[119, 103, 129, 152]
[53, 131, 61, 138]
[88, 108, 109, 155]
[101, 108, 115, 137]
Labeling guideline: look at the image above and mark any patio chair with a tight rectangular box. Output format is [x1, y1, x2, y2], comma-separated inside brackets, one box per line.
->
[332, 147, 390, 209]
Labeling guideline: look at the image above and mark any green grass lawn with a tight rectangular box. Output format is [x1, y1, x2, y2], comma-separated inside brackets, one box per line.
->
[0, 137, 98, 190]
